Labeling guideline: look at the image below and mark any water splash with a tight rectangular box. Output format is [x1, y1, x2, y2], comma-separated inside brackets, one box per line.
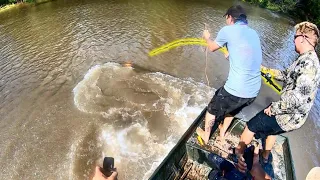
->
[72, 62, 213, 179]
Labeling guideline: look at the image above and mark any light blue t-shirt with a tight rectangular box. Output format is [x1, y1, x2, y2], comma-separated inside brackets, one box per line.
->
[214, 22, 262, 98]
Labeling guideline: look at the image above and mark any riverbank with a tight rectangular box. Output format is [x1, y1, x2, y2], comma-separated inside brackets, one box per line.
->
[242, 0, 320, 26]
[0, 0, 52, 13]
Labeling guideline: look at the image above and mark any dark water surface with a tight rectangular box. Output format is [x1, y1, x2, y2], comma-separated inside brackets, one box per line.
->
[0, 0, 319, 179]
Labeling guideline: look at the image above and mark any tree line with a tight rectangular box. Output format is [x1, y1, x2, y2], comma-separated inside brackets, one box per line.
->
[243, 0, 320, 26]
[1, 0, 35, 6]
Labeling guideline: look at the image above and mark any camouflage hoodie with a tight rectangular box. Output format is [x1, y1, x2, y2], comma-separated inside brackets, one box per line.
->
[265, 51, 320, 131]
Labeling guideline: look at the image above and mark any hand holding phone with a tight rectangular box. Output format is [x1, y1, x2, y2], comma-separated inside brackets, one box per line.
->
[243, 145, 254, 171]
[102, 157, 116, 177]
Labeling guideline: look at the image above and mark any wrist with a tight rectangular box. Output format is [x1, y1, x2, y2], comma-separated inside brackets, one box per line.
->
[269, 104, 274, 112]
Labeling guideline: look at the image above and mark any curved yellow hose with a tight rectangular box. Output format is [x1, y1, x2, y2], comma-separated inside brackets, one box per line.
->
[149, 38, 227, 56]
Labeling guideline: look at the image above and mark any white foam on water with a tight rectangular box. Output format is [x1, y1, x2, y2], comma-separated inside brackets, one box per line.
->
[101, 122, 151, 161]
[73, 62, 134, 114]
[67, 136, 88, 180]
[142, 158, 164, 179]
[72, 62, 215, 179]
[68, 140, 79, 180]
[98, 112, 177, 179]
[73, 65, 101, 114]
[144, 72, 213, 132]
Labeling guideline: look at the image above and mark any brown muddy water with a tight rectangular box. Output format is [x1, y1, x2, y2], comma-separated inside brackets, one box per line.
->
[0, 0, 319, 179]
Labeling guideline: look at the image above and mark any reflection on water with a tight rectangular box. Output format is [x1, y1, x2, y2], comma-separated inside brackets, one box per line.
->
[0, 0, 318, 179]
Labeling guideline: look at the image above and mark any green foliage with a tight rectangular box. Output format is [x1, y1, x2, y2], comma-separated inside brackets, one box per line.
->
[259, 0, 268, 8]
[0, 0, 35, 6]
[0, 0, 9, 6]
[304, 0, 320, 26]
[243, 0, 320, 27]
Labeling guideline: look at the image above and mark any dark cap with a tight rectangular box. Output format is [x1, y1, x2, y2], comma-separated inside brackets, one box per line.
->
[223, 5, 247, 20]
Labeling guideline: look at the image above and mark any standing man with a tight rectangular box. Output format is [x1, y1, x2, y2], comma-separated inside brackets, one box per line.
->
[197, 5, 263, 144]
[235, 22, 320, 163]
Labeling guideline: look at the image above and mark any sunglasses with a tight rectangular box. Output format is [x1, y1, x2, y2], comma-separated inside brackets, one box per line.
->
[294, 34, 316, 48]
[294, 34, 309, 39]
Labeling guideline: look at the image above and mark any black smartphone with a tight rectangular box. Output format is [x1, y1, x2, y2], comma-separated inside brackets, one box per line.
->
[103, 157, 114, 170]
[102, 157, 115, 177]
[243, 145, 254, 171]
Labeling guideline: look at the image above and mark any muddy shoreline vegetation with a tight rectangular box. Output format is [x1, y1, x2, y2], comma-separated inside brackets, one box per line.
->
[242, 0, 320, 26]
[0, 0, 52, 12]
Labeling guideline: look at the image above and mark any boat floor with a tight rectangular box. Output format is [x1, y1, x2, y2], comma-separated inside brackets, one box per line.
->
[184, 119, 289, 180]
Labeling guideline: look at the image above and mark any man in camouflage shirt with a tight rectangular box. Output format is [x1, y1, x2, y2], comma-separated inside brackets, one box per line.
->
[235, 21, 320, 164]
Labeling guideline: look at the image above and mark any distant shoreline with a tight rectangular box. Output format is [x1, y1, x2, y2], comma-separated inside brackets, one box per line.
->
[241, 0, 319, 27]
[0, 3, 20, 13]
[0, 0, 52, 13]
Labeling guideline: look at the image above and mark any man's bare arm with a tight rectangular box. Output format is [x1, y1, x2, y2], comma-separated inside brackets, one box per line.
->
[205, 38, 221, 52]
[203, 30, 224, 52]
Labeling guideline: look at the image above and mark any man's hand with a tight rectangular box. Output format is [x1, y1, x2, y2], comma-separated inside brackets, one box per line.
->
[202, 30, 220, 52]
[235, 156, 247, 173]
[224, 52, 229, 60]
[264, 106, 274, 117]
[92, 166, 118, 180]
[236, 146, 272, 180]
[203, 30, 211, 40]
[235, 146, 259, 174]
[260, 65, 267, 72]
[251, 147, 272, 180]
[252, 145, 260, 167]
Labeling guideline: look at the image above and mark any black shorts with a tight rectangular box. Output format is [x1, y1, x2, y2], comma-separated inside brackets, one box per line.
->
[247, 110, 285, 139]
[207, 87, 256, 124]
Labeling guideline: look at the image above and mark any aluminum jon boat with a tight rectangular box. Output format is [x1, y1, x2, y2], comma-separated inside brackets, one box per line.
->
[149, 108, 296, 180]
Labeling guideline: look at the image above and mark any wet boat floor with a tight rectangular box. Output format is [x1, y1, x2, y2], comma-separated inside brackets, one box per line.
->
[182, 119, 287, 180]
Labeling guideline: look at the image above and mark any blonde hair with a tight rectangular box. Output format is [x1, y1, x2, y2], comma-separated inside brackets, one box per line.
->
[294, 21, 320, 46]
